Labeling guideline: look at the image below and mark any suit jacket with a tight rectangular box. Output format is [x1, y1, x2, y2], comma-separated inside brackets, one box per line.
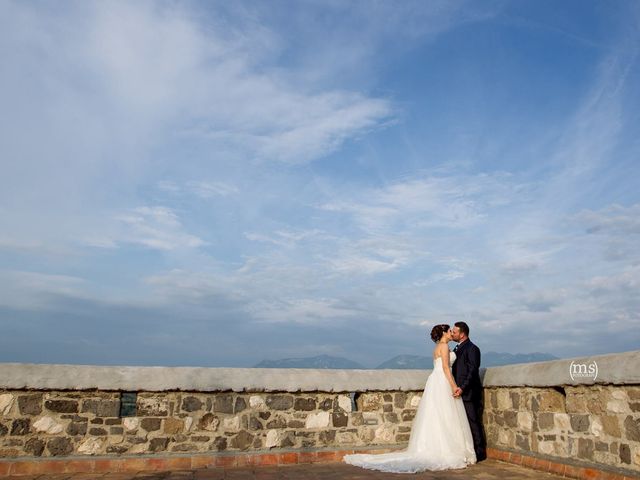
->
[451, 339, 482, 402]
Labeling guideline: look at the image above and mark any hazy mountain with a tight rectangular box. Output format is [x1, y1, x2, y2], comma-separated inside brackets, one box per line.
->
[376, 355, 432, 369]
[254, 351, 559, 369]
[482, 351, 558, 367]
[254, 354, 366, 369]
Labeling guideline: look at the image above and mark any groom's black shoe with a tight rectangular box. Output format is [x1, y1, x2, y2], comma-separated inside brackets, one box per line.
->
[475, 452, 487, 462]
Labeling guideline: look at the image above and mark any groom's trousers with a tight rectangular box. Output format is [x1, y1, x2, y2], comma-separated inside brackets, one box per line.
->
[463, 399, 487, 460]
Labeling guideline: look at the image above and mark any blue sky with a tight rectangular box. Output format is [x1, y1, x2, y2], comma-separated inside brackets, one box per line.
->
[1, 0, 639, 367]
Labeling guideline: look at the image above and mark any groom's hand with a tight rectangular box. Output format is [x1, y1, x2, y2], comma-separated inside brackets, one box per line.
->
[453, 387, 463, 398]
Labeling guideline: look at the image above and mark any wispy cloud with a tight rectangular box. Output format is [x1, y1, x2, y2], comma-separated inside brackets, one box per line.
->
[112, 207, 206, 251]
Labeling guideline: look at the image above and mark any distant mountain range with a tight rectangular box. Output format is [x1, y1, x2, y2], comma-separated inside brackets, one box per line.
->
[254, 352, 559, 369]
[254, 354, 366, 369]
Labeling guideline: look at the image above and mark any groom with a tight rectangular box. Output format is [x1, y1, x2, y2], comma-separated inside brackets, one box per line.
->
[451, 321, 487, 462]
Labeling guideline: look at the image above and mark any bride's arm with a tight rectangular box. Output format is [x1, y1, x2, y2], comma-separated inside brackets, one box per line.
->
[439, 345, 458, 393]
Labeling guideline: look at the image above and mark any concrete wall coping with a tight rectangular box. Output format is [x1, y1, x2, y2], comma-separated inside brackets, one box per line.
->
[0, 350, 637, 392]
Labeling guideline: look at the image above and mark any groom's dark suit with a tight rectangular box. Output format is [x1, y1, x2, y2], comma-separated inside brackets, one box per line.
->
[452, 339, 486, 461]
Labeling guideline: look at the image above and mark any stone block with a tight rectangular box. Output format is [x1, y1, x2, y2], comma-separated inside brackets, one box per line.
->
[47, 437, 73, 456]
[374, 425, 394, 442]
[230, 430, 254, 450]
[197, 413, 219, 432]
[222, 416, 241, 432]
[18, 394, 42, 415]
[249, 395, 265, 409]
[10, 419, 30, 435]
[336, 432, 358, 445]
[577, 438, 594, 460]
[498, 428, 515, 447]
[182, 396, 203, 412]
[337, 395, 352, 412]
[394, 393, 407, 408]
[89, 427, 108, 436]
[538, 440, 555, 455]
[510, 392, 521, 410]
[351, 413, 364, 426]
[136, 396, 169, 417]
[624, 415, 640, 441]
[359, 392, 384, 412]
[45, 399, 78, 413]
[123, 417, 139, 432]
[305, 411, 330, 429]
[249, 416, 263, 430]
[620, 443, 631, 464]
[627, 387, 640, 400]
[212, 436, 227, 451]
[107, 445, 129, 454]
[384, 412, 399, 424]
[214, 395, 234, 414]
[66, 421, 88, 436]
[149, 437, 169, 452]
[33, 416, 64, 434]
[570, 414, 590, 432]
[25, 438, 45, 456]
[332, 412, 348, 427]
[504, 410, 518, 428]
[78, 437, 104, 455]
[0, 394, 14, 416]
[515, 433, 529, 450]
[538, 412, 555, 430]
[294, 398, 316, 411]
[319, 429, 336, 445]
[164, 417, 185, 434]
[607, 399, 629, 414]
[141, 418, 161, 432]
[553, 413, 570, 431]
[266, 395, 293, 411]
[401, 409, 416, 422]
[266, 416, 286, 429]
[536, 390, 565, 412]
[601, 415, 621, 437]
[234, 397, 247, 413]
[517, 411, 532, 431]
[496, 390, 512, 410]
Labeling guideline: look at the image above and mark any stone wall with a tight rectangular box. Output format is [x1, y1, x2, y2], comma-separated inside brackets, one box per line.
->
[0, 389, 423, 459]
[484, 385, 640, 473]
[1, 350, 639, 476]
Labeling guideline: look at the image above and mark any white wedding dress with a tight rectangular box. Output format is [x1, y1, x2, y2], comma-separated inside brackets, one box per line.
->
[344, 351, 476, 473]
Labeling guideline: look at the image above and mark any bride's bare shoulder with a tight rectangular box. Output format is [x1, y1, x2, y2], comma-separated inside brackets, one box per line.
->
[433, 343, 448, 358]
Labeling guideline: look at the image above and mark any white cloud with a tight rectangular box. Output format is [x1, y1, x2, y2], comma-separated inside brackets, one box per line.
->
[320, 172, 520, 232]
[576, 204, 640, 235]
[0, 270, 86, 309]
[113, 206, 205, 251]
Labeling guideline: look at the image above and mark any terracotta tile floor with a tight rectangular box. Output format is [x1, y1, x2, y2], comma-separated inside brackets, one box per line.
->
[0, 459, 566, 479]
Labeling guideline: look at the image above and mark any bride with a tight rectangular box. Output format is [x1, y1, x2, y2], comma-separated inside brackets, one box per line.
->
[343, 324, 476, 473]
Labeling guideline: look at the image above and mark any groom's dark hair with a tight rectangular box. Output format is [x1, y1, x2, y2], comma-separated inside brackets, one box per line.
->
[454, 321, 469, 336]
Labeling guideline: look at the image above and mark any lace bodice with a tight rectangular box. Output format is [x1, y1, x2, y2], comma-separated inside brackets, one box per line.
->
[434, 350, 456, 367]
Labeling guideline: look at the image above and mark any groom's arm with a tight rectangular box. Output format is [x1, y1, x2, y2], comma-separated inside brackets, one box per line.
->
[458, 345, 480, 393]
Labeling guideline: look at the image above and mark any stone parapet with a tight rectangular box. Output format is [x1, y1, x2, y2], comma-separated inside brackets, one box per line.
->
[0, 389, 422, 459]
[1, 350, 638, 476]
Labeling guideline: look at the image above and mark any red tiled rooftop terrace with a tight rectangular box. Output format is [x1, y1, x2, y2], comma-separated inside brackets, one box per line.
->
[0, 459, 567, 480]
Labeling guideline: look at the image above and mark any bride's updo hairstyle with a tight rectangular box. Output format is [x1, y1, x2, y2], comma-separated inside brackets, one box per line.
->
[430, 324, 450, 343]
